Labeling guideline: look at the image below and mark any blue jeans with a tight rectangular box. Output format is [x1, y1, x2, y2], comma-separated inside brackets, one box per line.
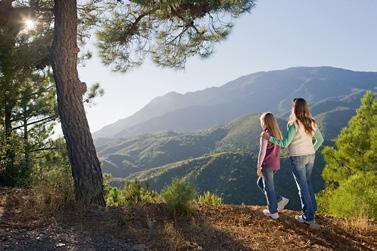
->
[257, 168, 282, 214]
[289, 154, 317, 222]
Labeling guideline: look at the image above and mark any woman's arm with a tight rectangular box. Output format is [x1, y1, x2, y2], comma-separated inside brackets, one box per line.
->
[268, 123, 296, 148]
[257, 137, 268, 168]
[313, 128, 324, 151]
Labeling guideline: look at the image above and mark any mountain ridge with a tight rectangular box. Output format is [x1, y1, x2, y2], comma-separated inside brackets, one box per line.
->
[93, 66, 377, 139]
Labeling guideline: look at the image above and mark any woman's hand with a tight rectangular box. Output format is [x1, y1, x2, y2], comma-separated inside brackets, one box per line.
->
[257, 166, 263, 177]
[261, 131, 270, 140]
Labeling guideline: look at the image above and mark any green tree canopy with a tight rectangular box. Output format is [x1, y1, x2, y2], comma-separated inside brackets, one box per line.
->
[96, 0, 256, 72]
[319, 91, 377, 219]
[321, 91, 377, 185]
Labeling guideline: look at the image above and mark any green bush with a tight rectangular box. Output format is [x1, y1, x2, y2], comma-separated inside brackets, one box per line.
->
[319, 172, 377, 219]
[161, 178, 197, 216]
[104, 174, 160, 207]
[198, 191, 223, 205]
[123, 179, 161, 205]
[104, 185, 126, 207]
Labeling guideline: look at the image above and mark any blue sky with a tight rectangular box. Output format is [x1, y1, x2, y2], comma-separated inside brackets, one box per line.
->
[78, 0, 377, 132]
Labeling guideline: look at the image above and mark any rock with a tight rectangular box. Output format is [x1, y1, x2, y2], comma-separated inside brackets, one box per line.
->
[56, 243, 66, 247]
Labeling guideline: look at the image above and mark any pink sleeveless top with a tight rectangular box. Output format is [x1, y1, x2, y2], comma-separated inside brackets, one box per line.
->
[262, 129, 281, 170]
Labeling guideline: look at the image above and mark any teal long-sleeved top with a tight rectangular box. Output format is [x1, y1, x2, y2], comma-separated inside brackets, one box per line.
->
[269, 123, 324, 152]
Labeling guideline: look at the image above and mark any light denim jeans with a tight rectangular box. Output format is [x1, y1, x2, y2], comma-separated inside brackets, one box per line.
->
[257, 168, 282, 214]
[289, 154, 317, 222]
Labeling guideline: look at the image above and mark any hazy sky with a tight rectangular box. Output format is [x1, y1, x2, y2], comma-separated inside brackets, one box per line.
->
[78, 0, 377, 133]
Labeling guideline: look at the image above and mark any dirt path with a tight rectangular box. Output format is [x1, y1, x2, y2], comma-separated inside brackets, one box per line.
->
[0, 188, 376, 251]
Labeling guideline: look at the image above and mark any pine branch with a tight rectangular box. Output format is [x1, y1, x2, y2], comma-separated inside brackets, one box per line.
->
[11, 115, 57, 131]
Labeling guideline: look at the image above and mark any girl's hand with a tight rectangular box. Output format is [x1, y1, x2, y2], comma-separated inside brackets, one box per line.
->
[257, 166, 263, 177]
[261, 131, 269, 140]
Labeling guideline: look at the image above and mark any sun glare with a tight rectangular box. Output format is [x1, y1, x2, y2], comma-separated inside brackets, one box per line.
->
[24, 19, 36, 32]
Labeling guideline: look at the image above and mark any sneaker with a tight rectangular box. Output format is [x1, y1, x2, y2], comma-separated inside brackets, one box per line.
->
[263, 209, 279, 220]
[295, 215, 320, 229]
[295, 215, 313, 224]
[277, 197, 289, 212]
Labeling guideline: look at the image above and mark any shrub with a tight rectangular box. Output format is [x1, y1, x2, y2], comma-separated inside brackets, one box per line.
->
[198, 191, 223, 205]
[123, 179, 161, 205]
[104, 185, 125, 207]
[104, 174, 160, 207]
[161, 178, 197, 216]
[318, 172, 377, 220]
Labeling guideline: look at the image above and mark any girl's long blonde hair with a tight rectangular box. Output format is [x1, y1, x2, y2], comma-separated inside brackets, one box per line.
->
[260, 112, 283, 140]
[289, 98, 317, 135]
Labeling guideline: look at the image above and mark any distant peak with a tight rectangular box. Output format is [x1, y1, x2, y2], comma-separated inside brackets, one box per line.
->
[166, 91, 183, 97]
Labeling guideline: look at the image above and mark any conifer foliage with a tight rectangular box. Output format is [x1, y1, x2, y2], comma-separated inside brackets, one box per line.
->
[319, 92, 377, 219]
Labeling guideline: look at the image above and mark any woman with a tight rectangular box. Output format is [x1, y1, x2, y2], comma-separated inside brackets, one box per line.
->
[257, 112, 289, 219]
[262, 98, 324, 224]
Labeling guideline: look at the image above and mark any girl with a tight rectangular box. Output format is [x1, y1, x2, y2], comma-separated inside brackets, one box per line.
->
[262, 98, 324, 224]
[257, 112, 289, 220]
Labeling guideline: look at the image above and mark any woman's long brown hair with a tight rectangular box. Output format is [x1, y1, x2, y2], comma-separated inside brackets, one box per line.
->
[260, 112, 283, 140]
[289, 98, 316, 135]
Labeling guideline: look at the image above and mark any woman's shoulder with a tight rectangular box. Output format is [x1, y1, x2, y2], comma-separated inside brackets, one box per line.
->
[287, 120, 298, 128]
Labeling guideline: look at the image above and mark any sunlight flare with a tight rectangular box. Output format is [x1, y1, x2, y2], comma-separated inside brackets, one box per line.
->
[23, 18, 36, 32]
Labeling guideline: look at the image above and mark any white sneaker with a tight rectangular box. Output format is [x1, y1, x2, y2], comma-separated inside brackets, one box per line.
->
[277, 197, 289, 212]
[295, 215, 320, 229]
[295, 215, 313, 224]
[263, 209, 279, 219]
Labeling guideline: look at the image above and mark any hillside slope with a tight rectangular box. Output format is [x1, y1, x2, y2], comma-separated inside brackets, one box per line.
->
[97, 114, 277, 177]
[1, 188, 376, 251]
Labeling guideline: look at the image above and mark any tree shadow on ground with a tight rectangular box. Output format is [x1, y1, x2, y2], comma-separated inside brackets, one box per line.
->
[78, 204, 253, 251]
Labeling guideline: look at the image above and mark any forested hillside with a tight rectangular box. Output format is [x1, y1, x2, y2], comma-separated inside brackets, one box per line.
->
[123, 152, 325, 209]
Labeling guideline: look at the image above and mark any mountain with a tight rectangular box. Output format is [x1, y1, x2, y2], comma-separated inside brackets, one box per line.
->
[98, 113, 327, 209]
[97, 114, 288, 177]
[95, 66, 377, 209]
[97, 102, 356, 181]
[93, 66, 377, 139]
[98, 106, 356, 208]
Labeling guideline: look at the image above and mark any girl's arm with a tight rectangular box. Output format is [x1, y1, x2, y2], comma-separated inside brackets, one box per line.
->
[257, 137, 268, 168]
[268, 123, 296, 148]
[313, 128, 324, 151]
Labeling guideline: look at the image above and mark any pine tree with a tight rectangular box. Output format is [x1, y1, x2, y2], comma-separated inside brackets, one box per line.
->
[49, 0, 256, 207]
[320, 92, 377, 218]
[0, 0, 55, 185]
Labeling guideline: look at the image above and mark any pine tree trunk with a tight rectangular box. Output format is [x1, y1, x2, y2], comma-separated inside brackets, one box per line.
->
[50, 0, 105, 207]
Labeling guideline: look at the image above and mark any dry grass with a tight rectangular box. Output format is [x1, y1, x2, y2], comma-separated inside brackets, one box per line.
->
[341, 217, 375, 234]
[1, 188, 377, 251]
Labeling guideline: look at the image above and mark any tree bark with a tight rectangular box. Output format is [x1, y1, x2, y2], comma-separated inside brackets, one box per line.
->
[50, 0, 105, 207]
